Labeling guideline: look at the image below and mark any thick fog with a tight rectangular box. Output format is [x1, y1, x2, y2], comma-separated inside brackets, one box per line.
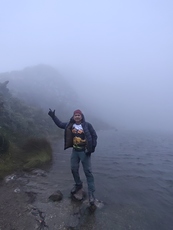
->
[1, 0, 173, 131]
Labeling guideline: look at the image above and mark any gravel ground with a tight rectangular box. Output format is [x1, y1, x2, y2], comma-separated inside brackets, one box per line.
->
[0, 179, 36, 230]
[0, 172, 101, 230]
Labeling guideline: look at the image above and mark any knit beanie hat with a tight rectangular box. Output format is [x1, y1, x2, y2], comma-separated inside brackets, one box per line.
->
[73, 109, 83, 115]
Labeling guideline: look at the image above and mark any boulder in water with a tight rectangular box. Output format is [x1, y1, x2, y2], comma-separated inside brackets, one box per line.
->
[71, 188, 86, 201]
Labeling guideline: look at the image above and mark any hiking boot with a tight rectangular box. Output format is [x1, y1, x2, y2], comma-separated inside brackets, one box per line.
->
[89, 192, 95, 205]
[71, 184, 83, 195]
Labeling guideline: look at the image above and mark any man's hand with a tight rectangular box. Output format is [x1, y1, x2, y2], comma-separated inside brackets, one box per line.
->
[92, 146, 95, 152]
[48, 108, 55, 118]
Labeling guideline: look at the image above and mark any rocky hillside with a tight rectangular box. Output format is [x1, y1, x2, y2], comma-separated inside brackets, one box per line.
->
[0, 80, 61, 177]
[0, 80, 62, 151]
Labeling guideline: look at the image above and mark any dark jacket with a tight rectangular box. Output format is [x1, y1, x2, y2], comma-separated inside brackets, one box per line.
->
[51, 114, 97, 153]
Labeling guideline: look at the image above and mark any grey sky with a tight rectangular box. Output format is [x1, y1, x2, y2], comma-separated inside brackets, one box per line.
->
[1, 0, 173, 131]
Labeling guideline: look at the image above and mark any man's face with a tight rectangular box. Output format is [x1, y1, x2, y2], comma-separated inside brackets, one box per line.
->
[73, 113, 82, 124]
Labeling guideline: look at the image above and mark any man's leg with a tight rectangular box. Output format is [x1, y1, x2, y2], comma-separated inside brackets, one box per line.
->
[80, 152, 95, 204]
[70, 149, 83, 193]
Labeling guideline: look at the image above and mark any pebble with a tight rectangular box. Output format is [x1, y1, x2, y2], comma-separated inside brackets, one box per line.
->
[4, 174, 17, 183]
[14, 188, 21, 193]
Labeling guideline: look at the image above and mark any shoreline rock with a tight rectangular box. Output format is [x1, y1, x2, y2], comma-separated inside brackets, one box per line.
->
[0, 168, 105, 230]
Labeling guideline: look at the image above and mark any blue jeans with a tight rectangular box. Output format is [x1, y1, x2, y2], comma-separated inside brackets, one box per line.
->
[71, 149, 95, 193]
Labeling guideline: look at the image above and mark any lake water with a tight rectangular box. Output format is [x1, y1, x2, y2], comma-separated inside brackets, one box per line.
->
[45, 129, 173, 230]
[93, 130, 173, 230]
[13, 129, 171, 230]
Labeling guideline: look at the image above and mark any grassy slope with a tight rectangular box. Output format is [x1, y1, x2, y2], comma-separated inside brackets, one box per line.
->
[0, 82, 62, 178]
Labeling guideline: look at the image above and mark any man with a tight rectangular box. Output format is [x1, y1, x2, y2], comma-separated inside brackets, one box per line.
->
[48, 109, 97, 205]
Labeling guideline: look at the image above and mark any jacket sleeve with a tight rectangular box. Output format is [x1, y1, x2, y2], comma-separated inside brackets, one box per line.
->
[52, 116, 67, 129]
[88, 123, 97, 148]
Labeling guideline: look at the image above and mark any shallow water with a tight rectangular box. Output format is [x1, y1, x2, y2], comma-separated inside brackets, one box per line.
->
[24, 130, 173, 229]
[92, 130, 173, 230]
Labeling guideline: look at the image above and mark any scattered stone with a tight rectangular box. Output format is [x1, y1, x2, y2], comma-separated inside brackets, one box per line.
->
[14, 188, 21, 193]
[71, 189, 86, 201]
[30, 169, 47, 177]
[95, 199, 104, 209]
[49, 190, 63, 202]
[83, 198, 104, 210]
[4, 174, 17, 183]
[16, 176, 29, 185]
